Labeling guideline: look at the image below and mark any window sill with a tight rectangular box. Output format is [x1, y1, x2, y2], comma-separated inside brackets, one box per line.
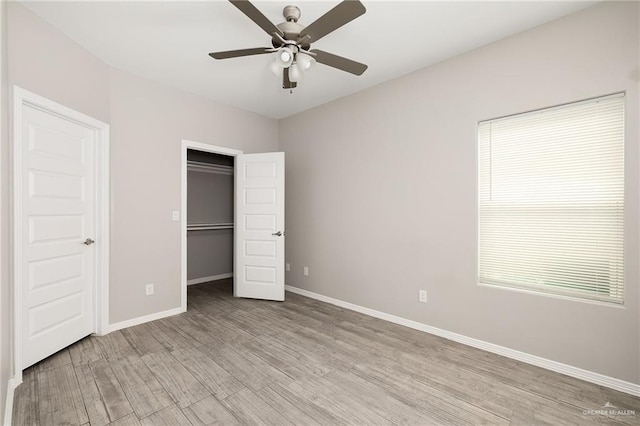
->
[477, 281, 626, 309]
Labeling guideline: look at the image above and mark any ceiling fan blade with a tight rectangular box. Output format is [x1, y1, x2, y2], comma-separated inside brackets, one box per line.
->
[283, 67, 297, 89]
[299, 0, 365, 43]
[209, 47, 273, 60]
[309, 49, 367, 76]
[229, 0, 284, 38]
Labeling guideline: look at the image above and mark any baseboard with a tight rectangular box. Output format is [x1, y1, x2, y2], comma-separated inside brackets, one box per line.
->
[285, 285, 640, 397]
[108, 307, 185, 333]
[109, 272, 232, 332]
[4, 377, 19, 426]
[187, 273, 233, 286]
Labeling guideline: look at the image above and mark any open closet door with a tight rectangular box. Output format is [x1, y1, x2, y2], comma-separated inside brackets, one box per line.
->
[235, 152, 285, 301]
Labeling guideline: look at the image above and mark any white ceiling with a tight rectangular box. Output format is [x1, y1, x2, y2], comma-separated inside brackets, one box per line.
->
[21, 0, 596, 119]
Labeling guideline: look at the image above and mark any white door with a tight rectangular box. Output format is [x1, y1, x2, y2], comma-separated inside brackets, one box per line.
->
[21, 104, 96, 368]
[235, 152, 285, 301]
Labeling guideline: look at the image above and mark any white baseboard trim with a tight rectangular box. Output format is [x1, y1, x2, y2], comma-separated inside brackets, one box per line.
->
[285, 285, 640, 397]
[187, 273, 233, 286]
[4, 377, 19, 426]
[108, 307, 185, 333]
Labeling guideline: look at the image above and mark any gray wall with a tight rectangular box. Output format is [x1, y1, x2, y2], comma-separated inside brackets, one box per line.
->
[187, 230, 233, 281]
[279, 1, 640, 384]
[187, 171, 233, 225]
[7, 2, 109, 123]
[1, 0, 9, 421]
[109, 68, 278, 323]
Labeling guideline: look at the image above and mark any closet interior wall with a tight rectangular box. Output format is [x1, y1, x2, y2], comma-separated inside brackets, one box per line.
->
[187, 149, 234, 283]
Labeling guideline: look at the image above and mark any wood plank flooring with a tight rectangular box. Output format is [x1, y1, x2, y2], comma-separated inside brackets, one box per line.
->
[12, 279, 640, 425]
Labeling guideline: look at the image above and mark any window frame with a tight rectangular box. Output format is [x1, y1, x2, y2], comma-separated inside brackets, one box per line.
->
[476, 93, 625, 305]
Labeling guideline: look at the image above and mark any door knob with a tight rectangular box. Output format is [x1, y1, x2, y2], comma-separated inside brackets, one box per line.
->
[83, 238, 95, 246]
[272, 231, 284, 237]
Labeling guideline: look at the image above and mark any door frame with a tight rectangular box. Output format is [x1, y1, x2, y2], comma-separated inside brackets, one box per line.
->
[12, 86, 110, 382]
[180, 140, 242, 311]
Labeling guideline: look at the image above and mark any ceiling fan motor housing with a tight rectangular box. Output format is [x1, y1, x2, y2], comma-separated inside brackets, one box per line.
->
[275, 21, 304, 43]
[274, 6, 308, 49]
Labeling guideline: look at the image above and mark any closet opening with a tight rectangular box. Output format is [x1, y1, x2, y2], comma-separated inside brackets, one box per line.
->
[181, 139, 285, 309]
[187, 148, 234, 282]
[181, 141, 243, 310]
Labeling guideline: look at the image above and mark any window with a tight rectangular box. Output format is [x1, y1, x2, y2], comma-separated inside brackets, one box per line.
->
[478, 93, 624, 304]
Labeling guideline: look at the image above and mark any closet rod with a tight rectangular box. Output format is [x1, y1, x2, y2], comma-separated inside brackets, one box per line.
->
[187, 222, 233, 228]
[187, 222, 234, 231]
[187, 225, 234, 231]
[187, 160, 233, 175]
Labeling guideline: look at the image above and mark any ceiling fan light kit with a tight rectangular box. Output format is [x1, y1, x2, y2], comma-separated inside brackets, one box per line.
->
[296, 52, 315, 70]
[269, 58, 283, 77]
[289, 62, 303, 82]
[209, 0, 368, 91]
[278, 47, 294, 66]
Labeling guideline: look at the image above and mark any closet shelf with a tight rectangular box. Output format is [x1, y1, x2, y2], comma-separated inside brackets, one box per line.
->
[187, 160, 233, 175]
[187, 222, 234, 231]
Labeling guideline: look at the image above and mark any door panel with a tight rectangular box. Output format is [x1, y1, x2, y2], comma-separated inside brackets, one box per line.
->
[22, 105, 96, 368]
[235, 152, 285, 301]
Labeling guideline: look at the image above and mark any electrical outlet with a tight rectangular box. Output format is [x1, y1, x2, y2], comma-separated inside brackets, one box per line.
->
[419, 290, 428, 303]
[303, 266, 309, 276]
[146, 284, 154, 296]
[172, 211, 180, 221]
[286, 263, 291, 272]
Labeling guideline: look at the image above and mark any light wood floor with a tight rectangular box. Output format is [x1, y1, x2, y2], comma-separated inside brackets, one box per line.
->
[12, 279, 640, 425]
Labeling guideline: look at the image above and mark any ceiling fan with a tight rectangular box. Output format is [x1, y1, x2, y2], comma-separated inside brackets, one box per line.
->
[209, 0, 368, 90]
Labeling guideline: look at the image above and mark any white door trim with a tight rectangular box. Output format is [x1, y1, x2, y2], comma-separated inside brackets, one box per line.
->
[12, 86, 110, 383]
[180, 140, 242, 311]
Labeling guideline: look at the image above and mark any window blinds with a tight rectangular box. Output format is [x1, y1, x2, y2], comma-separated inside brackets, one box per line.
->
[478, 93, 625, 303]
